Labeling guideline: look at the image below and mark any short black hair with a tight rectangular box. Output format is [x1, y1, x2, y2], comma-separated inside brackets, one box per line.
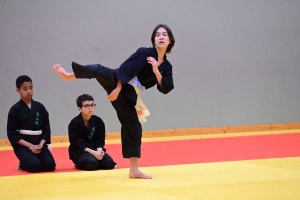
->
[76, 94, 94, 108]
[16, 75, 32, 89]
[151, 24, 175, 54]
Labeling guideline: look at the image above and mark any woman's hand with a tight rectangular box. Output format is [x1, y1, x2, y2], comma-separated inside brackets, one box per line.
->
[107, 87, 121, 101]
[147, 56, 162, 85]
[147, 56, 159, 73]
[107, 79, 122, 101]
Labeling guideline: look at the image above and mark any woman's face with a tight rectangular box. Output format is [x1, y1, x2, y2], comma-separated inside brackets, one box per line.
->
[154, 27, 171, 49]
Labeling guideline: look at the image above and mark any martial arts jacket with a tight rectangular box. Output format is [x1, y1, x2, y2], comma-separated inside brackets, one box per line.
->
[117, 47, 174, 94]
[7, 99, 51, 148]
[68, 114, 106, 160]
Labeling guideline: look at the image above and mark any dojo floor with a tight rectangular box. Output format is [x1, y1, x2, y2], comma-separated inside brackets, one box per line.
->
[1, 130, 300, 200]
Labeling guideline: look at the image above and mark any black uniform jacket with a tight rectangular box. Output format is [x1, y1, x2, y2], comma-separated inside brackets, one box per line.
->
[7, 99, 51, 148]
[116, 47, 174, 93]
[68, 114, 106, 160]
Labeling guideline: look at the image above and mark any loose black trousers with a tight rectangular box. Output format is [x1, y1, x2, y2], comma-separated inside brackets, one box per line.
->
[73, 152, 116, 171]
[14, 145, 56, 172]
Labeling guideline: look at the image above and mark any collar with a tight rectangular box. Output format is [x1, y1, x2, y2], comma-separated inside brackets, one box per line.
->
[152, 47, 167, 61]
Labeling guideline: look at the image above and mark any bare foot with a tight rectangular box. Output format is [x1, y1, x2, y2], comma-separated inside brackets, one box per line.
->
[53, 64, 73, 81]
[129, 169, 152, 179]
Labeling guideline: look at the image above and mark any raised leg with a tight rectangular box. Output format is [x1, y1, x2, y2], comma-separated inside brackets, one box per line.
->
[53, 64, 76, 81]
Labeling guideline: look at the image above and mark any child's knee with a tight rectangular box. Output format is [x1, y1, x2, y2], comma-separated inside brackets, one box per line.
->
[101, 160, 117, 170]
[77, 160, 99, 171]
[106, 163, 117, 170]
[43, 162, 56, 172]
[27, 164, 43, 173]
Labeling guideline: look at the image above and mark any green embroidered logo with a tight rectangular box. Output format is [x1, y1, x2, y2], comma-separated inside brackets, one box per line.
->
[88, 127, 95, 139]
[35, 112, 39, 125]
[152, 71, 164, 80]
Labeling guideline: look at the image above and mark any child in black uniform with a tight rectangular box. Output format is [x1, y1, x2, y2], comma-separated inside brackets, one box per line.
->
[53, 24, 175, 179]
[68, 94, 116, 170]
[7, 75, 56, 172]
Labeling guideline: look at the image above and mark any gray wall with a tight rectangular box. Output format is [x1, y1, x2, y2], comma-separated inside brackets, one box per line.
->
[1, 0, 300, 139]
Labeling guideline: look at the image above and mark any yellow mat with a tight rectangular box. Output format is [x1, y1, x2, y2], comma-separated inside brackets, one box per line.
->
[1, 157, 300, 200]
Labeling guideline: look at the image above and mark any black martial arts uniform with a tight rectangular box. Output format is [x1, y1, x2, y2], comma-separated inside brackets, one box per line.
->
[68, 114, 116, 170]
[7, 99, 56, 172]
[71, 47, 174, 158]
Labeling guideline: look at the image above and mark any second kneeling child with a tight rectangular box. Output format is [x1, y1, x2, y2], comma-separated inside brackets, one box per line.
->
[68, 94, 116, 170]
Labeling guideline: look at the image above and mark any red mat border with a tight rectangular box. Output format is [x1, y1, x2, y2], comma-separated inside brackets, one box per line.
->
[1, 133, 299, 177]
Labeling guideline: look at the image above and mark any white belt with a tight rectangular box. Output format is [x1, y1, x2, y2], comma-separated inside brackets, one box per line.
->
[18, 130, 52, 151]
[128, 77, 150, 124]
[19, 130, 42, 135]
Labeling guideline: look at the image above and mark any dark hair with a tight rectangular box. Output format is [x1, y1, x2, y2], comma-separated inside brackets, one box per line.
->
[16, 75, 32, 89]
[151, 24, 175, 54]
[76, 94, 94, 107]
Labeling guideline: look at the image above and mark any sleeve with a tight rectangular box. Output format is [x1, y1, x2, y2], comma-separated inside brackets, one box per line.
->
[68, 120, 88, 151]
[7, 107, 22, 145]
[116, 48, 148, 84]
[41, 105, 51, 144]
[94, 118, 105, 150]
[157, 63, 174, 94]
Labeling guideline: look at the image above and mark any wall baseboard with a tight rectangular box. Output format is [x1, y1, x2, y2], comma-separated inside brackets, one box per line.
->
[1, 122, 300, 147]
